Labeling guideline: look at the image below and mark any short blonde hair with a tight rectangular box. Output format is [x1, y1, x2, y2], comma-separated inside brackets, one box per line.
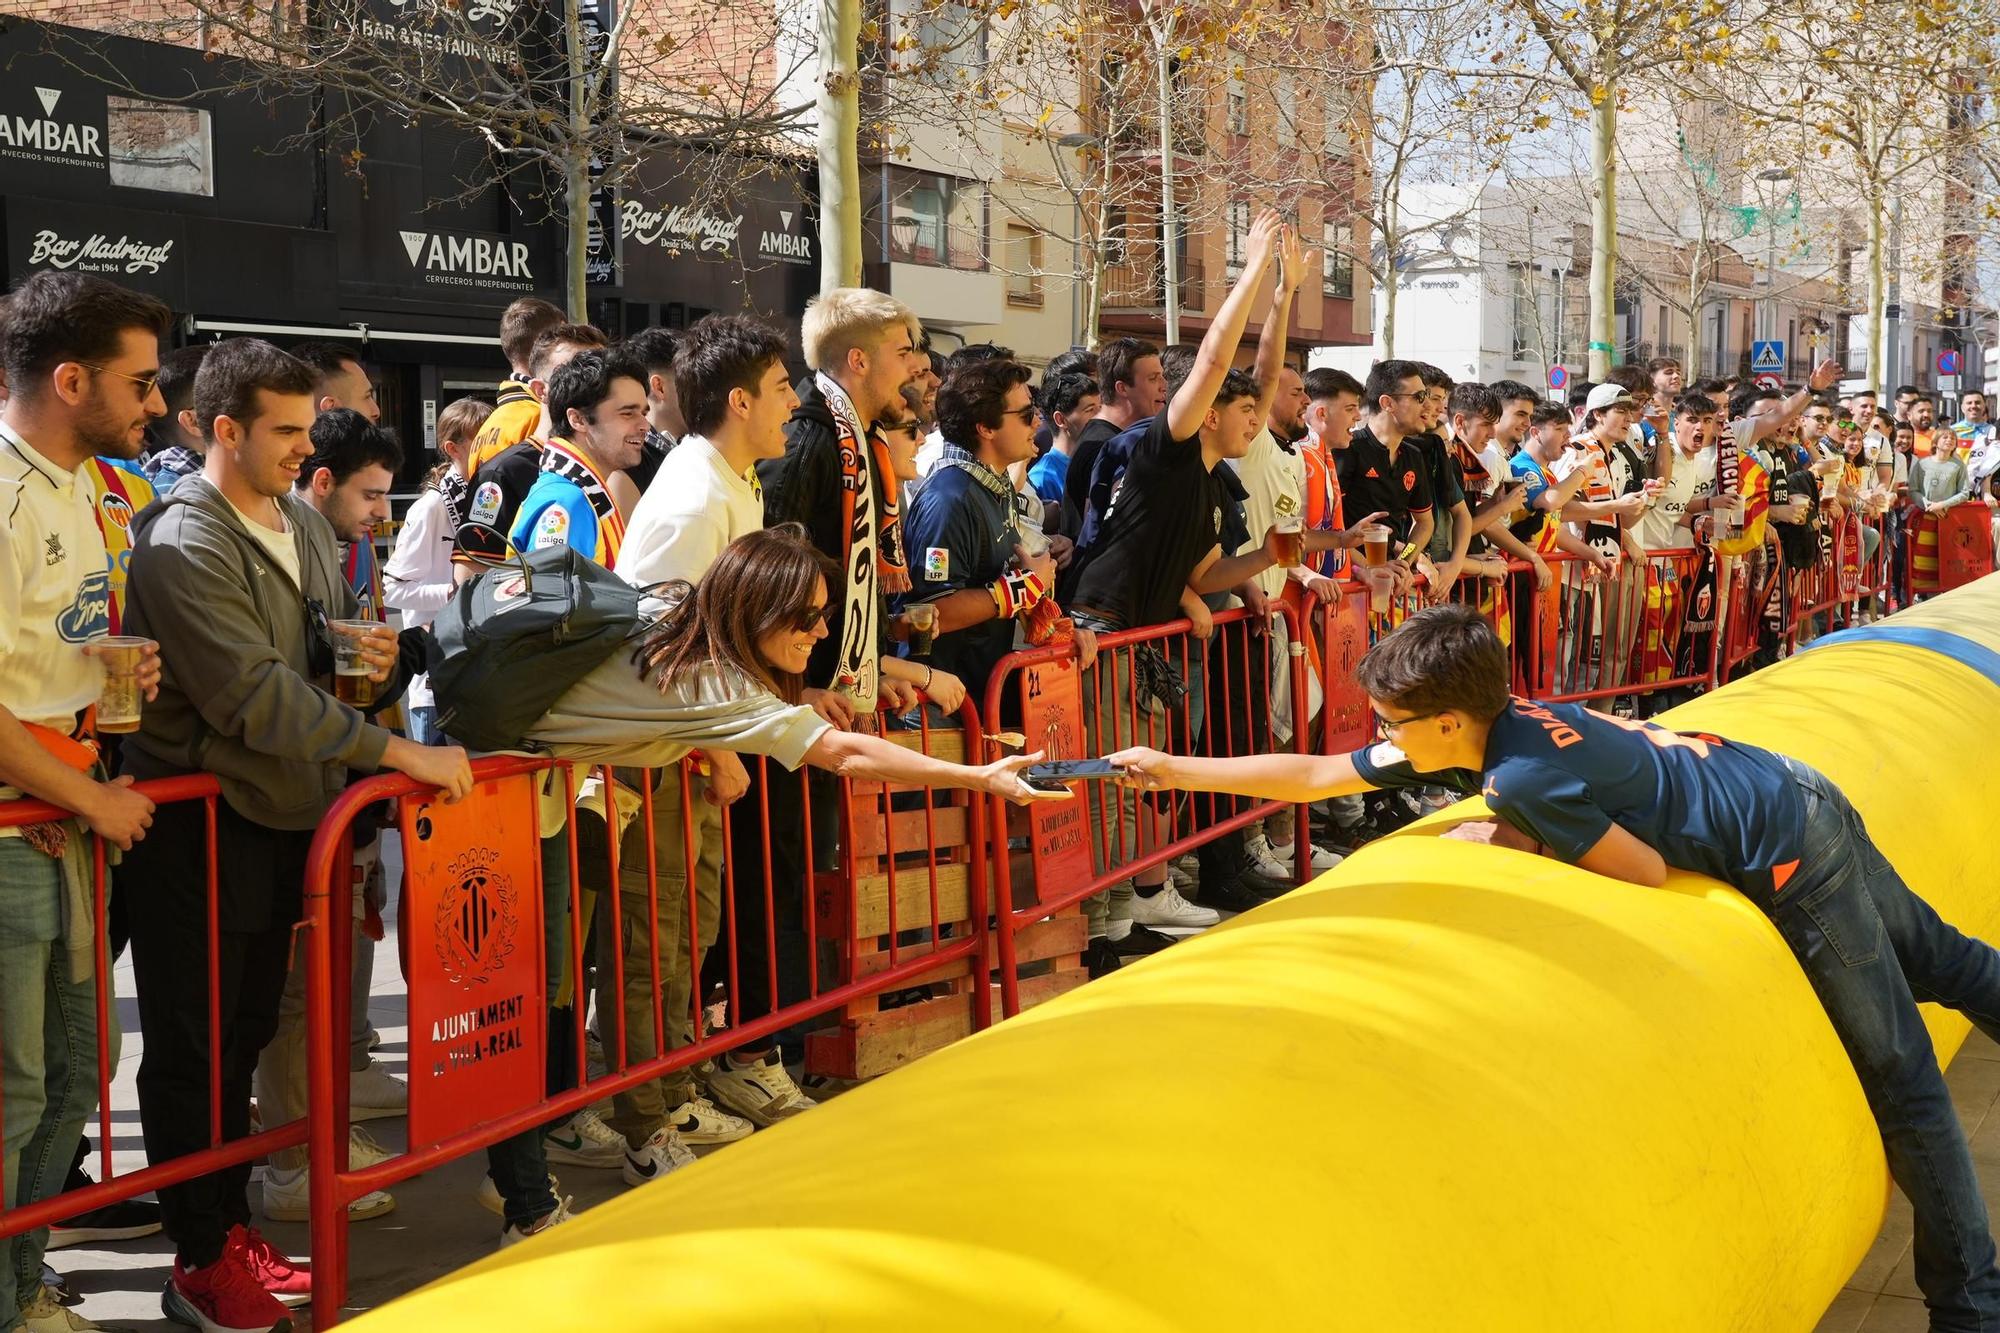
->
[800, 287, 922, 373]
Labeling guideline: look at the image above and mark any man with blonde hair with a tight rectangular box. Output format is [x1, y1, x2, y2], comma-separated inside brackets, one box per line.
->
[715, 289, 925, 1128]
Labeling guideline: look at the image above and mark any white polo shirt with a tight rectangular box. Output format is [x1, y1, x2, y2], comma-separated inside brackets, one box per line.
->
[615, 435, 764, 588]
[0, 423, 110, 733]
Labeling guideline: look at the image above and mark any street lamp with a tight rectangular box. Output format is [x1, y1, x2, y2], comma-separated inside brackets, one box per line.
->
[1756, 167, 1793, 345]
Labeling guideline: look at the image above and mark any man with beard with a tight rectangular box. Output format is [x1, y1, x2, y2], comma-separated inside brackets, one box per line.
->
[0, 272, 169, 1333]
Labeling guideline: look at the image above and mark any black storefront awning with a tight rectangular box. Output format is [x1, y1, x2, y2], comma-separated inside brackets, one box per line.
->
[3, 195, 339, 323]
[602, 151, 819, 320]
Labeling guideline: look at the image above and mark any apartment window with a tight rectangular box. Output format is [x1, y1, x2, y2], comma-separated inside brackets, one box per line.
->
[1006, 224, 1044, 308]
[107, 98, 214, 196]
[1226, 201, 1250, 279]
[1322, 218, 1353, 299]
[1102, 206, 1128, 267]
[1226, 68, 1248, 136]
[1275, 72, 1298, 149]
[886, 167, 986, 270]
[904, 0, 986, 87]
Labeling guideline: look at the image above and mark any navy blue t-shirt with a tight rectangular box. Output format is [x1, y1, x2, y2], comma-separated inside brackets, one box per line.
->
[1351, 697, 1808, 895]
[901, 462, 1020, 696]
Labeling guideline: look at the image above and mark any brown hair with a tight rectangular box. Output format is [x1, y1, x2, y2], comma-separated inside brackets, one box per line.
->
[1355, 603, 1510, 721]
[500, 297, 567, 371]
[426, 396, 492, 488]
[634, 524, 837, 705]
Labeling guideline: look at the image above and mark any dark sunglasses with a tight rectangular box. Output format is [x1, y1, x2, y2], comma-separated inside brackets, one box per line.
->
[77, 362, 161, 398]
[793, 604, 833, 631]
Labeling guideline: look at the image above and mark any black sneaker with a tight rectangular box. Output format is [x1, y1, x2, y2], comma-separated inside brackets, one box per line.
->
[1112, 923, 1178, 956]
[48, 1195, 163, 1249]
[1084, 937, 1123, 978]
[1196, 877, 1268, 914]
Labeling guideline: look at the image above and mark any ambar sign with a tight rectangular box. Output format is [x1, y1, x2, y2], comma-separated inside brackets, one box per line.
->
[399, 229, 535, 293]
[0, 87, 102, 167]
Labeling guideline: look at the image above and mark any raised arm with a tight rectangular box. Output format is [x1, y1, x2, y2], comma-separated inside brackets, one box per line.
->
[1250, 227, 1308, 429]
[1165, 210, 1283, 441]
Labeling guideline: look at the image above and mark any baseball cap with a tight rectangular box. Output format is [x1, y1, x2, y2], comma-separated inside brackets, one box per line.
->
[1584, 382, 1637, 413]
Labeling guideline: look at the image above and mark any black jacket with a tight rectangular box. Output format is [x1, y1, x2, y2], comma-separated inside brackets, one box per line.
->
[758, 376, 891, 691]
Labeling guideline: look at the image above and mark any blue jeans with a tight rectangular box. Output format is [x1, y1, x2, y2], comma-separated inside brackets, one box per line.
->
[0, 836, 101, 1321]
[1775, 759, 2000, 1331]
[406, 705, 440, 747]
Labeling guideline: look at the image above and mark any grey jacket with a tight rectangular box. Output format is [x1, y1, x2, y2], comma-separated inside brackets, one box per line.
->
[122, 478, 395, 830]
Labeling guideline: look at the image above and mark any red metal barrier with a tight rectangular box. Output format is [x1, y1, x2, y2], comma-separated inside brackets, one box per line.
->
[0, 775, 315, 1240]
[980, 605, 1313, 1019]
[8, 505, 1952, 1325]
[302, 708, 990, 1325]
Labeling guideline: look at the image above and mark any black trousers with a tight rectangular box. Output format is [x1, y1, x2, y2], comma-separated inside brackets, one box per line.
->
[1192, 622, 1273, 880]
[710, 759, 826, 1057]
[123, 799, 301, 1270]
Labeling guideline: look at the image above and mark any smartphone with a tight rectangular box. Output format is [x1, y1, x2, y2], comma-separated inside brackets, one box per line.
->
[1022, 759, 1127, 792]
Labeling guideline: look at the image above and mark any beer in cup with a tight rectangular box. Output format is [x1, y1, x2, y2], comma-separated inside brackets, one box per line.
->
[1358, 524, 1393, 613]
[1272, 515, 1305, 567]
[331, 619, 378, 708]
[906, 602, 938, 656]
[91, 635, 151, 734]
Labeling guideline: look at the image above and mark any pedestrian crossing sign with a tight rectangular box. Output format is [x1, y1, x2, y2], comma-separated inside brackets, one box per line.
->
[1751, 340, 1784, 373]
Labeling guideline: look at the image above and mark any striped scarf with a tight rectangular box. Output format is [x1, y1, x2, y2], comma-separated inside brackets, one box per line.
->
[538, 436, 626, 566]
[822, 373, 882, 705]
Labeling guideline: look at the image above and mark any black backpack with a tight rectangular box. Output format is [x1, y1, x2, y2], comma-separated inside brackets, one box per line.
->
[429, 545, 656, 752]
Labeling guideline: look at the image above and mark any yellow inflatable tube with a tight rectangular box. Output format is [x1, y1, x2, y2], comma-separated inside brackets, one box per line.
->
[354, 576, 2000, 1332]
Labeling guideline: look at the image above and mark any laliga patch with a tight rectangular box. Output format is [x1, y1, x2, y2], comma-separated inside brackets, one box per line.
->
[924, 547, 950, 581]
[531, 505, 570, 550]
[469, 481, 503, 525]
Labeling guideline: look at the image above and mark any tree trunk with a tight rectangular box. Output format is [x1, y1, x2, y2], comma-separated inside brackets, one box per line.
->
[1378, 188, 1400, 356]
[1587, 87, 1618, 379]
[564, 0, 590, 316]
[817, 0, 862, 292]
[1154, 10, 1179, 345]
[1380, 261, 1398, 358]
[1084, 188, 1107, 345]
[1866, 186, 1887, 395]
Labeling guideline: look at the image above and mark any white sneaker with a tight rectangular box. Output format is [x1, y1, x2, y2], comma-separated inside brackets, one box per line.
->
[621, 1126, 697, 1187]
[542, 1107, 625, 1169]
[261, 1162, 395, 1222]
[1242, 831, 1296, 882]
[671, 1094, 754, 1145]
[346, 1124, 394, 1169]
[1128, 883, 1219, 929]
[499, 1195, 574, 1249]
[1264, 835, 1343, 873]
[705, 1052, 817, 1128]
[347, 1060, 408, 1123]
[476, 1172, 560, 1218]
[14, 1289, 102, 1331]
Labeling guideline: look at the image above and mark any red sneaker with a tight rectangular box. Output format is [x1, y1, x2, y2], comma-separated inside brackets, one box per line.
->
[226, 1225, 313, 1307]
[163, 1250, 292, 1333]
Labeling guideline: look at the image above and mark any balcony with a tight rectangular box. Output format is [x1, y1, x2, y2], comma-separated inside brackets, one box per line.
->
[1102, 256, 1204, 314]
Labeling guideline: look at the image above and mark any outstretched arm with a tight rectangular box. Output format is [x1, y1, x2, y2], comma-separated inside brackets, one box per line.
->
[805, 731, 1060, 805]
[1106, 745, 1377, 804]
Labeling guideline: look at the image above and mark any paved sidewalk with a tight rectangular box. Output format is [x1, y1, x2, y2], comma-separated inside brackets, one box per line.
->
[1814, 1027, 2000, 1332]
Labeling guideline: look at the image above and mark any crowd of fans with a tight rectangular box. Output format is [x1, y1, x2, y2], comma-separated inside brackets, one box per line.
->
[3, 218, 1998, 1332]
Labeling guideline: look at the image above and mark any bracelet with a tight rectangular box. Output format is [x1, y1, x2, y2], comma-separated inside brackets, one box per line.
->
[922, 666, 934, 691]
